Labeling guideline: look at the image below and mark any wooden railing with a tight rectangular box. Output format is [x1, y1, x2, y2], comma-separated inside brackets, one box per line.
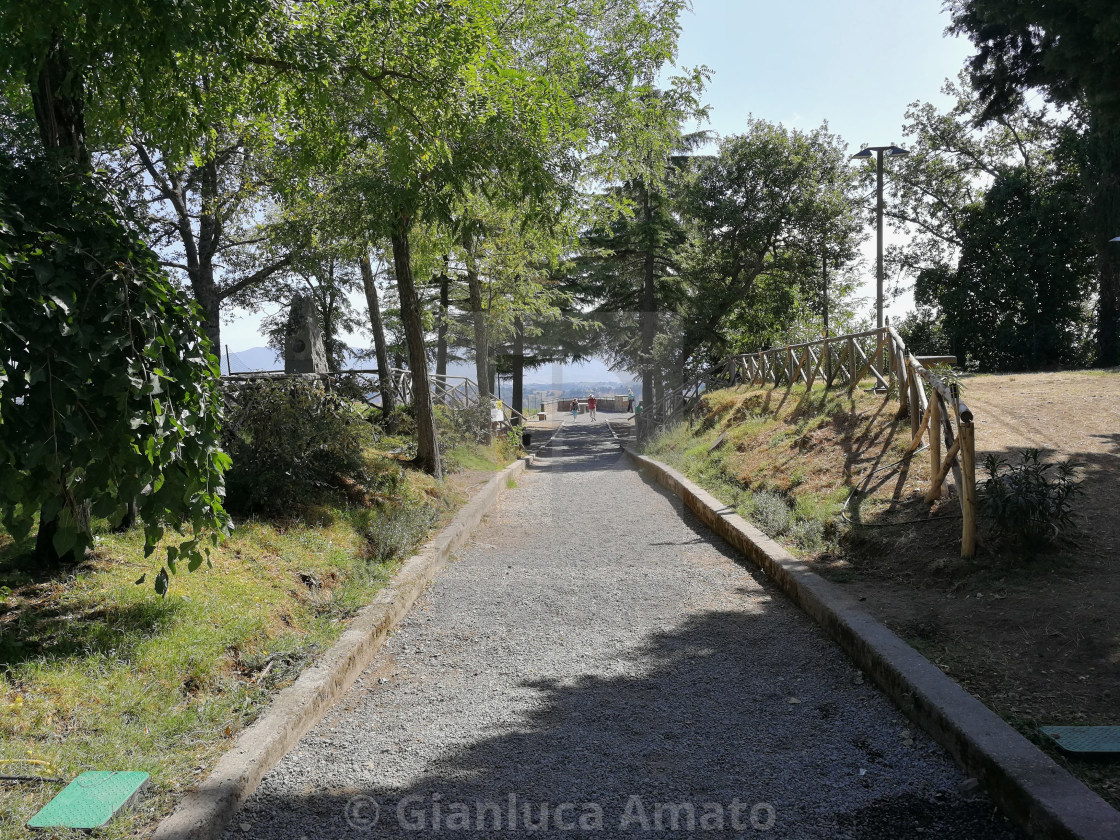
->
[646, 325, 977, 557]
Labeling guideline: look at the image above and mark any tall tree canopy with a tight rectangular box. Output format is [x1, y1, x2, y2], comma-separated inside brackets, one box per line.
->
[680, 120, 863, 361]
[884, 78, 1095, 369]
[948, 0, 1120, 365]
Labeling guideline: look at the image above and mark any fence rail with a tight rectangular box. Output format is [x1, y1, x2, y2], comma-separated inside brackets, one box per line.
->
[645, 325, 977, 558]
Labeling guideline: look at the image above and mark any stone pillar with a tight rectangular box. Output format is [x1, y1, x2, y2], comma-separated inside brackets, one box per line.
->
[284, 293, 329, 374]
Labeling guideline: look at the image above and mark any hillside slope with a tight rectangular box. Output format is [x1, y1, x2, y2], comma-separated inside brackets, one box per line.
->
[643, 370, 1120, 809]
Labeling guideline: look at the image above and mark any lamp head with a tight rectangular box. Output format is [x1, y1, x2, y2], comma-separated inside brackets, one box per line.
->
[850, 148, 873, 160]
[1112, 236, 1120, 243]
[887, 145, 910, 156]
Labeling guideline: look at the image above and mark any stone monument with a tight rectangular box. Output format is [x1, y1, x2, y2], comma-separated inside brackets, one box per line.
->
[283, 293, 329, 374]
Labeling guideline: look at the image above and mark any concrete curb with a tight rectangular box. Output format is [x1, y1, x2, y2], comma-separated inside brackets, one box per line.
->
[624, 446, 1120, 840]
[152, 457, 530, 840]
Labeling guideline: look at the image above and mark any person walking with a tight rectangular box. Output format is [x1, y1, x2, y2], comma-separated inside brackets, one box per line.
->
[570, 398, 579, 420]
[626, 388, 634, 414]
[587, 393, 597, 421]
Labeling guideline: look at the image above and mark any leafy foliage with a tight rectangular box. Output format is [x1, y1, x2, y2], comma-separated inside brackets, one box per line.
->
[0, 157, 230, 574]
[680, 120, 865, 360]
[946, 2, 1120, 366]
[887, 79, 1097, 370]
[911, 152, 1094, 370]
[220, 378, 377, 514]
[978, 449, 1082, 545]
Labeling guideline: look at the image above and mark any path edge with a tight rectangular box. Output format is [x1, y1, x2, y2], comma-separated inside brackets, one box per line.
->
[624, 446, 1120, 840]
[152, 456, 531, 840]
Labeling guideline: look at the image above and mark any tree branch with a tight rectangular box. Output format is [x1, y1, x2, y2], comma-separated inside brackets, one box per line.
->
[217, 254, 294, 302]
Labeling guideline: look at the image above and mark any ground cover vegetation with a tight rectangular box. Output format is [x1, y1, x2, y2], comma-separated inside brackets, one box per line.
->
[643, 379, 1119, 808]
[0, 391, 517, 837]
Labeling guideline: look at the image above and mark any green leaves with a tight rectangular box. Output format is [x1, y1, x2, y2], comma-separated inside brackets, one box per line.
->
[0, 156, 231, 584]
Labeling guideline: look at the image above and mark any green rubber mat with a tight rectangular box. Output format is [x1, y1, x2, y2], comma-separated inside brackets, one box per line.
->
[1041, 726, 1120, 756]
[27, 771, 149, 830]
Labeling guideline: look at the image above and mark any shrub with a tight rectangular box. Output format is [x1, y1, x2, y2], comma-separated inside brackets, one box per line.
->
[750, 491, 792, 536]
[0, 157, 229, 574]
[221, 378, 376, 514]
[791, 519, 825, 552]
[359, 502, 441, 564]
[978, 448, 1082, 545]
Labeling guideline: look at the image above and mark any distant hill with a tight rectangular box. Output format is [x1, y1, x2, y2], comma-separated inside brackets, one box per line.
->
[224, 347, 637, 390]
[222, 346, 282, 374]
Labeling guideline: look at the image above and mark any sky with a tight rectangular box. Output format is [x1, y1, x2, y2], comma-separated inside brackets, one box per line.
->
[222, 0, 976, 355]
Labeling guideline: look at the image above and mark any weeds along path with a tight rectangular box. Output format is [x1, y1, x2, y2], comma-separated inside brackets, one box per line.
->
[227, 420, 1024, 839]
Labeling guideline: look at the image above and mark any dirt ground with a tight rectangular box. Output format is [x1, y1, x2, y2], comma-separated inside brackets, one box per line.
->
[833, 369, 1120, 809]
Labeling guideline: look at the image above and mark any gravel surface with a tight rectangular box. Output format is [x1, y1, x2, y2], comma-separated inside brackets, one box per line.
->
[228, 419, 1025, 839]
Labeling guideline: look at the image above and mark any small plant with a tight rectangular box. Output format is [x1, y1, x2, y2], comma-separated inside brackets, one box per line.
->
[791, 518, 825, 552]
[360, 503, 441, 564]
[750, 491, 792, 536]
[978, 448, 1082, 545]
[502, 427, 524, 460]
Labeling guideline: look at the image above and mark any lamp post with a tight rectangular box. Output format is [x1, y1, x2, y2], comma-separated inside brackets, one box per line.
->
[851, 145, 909, 333]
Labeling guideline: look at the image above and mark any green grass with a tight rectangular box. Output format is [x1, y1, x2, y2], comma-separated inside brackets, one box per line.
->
[641, 382, 893, 558]
[0, 447, 498, 838]
[445, 443, 511, 473]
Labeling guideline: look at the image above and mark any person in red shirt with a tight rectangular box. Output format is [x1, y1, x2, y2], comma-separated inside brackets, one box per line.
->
[587, 393, 597, 421]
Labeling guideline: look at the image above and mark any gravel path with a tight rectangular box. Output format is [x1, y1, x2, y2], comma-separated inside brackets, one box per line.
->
[228, 419, 1024, 839]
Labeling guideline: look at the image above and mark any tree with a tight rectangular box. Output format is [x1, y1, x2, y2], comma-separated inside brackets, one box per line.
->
[0, 0, 270, 165]
[916, 162, 1093, 369]
[571, 154, 693, 418]
[280, 0, 698, 475]
[679, 120, 864, 361]
[947, 0, 1120, 364]
[884, 79, 1096, 369]
[0, 159, 230, 577]
[126, 134, 295, 349]
[360, 253, 397, 418]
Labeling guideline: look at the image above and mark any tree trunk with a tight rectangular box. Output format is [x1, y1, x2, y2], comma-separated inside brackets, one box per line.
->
[390, 221, 441, 478]
[463, 230, 490, 403]
[639, 180, 657, 439]
[360, 255, 396, 417]
[512, 316, 524, 424]
[1088, 114, 1120, 366]
[34, 499, 91, 566]
[436, 271, 450, 377]
[29, 35, 88, 167]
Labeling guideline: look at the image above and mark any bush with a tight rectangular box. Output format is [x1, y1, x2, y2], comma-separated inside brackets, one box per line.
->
[221, 379, 376, 514]
[978, 448, 1082, 545]
[749, 491, 792, 536]
[360, 502, 441, 564]
[0, 157, 229, 574]
[791, 519, 825, 552]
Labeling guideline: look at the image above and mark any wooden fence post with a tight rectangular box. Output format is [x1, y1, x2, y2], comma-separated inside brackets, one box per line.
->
[959, 421, 977, 558]
[847, 337, 857, 392]
[926, 394, 942, 499]
[908, 362, 921, 437]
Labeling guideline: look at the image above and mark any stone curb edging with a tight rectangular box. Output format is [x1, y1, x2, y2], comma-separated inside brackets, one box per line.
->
[152, 457, 531, 840]
[624, 446, 1120, 840]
